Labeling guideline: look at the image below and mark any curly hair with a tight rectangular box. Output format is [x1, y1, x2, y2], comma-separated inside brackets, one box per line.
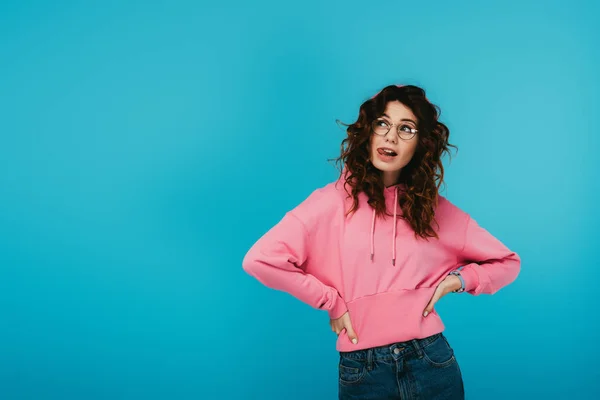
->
[332, 84, 457, 240]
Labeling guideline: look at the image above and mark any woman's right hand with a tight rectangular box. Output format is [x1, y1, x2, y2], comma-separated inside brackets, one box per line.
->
[330, 311, 359, 344]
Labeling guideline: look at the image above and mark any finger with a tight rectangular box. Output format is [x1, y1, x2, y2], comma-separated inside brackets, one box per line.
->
[345, 322, 359, 345]
[423, 288, 442, 317]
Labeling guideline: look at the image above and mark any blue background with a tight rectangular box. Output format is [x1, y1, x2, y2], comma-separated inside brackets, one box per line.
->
[1, 1, 598, 399]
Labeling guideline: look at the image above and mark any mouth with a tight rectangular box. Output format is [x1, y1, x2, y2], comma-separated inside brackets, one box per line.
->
[377, 147, 398, 157]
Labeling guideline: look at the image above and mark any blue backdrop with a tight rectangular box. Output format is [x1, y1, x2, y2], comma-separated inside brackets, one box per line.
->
[1, 1, 598, 399]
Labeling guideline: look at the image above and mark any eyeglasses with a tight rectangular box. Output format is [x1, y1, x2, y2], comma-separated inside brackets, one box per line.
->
[371, 118, 418, 140]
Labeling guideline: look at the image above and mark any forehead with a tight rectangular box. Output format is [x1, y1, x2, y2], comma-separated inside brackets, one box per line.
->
[383, 101, 417, 122]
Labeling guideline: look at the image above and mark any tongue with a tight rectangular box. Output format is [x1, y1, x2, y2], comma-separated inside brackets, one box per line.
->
[378, 149, 397, 156]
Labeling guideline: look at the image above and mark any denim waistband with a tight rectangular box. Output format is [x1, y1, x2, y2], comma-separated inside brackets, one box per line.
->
[339, 332, 444, 362]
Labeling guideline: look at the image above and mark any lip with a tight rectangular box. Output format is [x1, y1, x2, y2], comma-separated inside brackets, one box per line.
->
[377, 147, 398, 155]
[376, 147, 398, 162]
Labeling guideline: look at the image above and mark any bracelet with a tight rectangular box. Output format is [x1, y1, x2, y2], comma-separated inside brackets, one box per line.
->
[448, 270, 465, 293]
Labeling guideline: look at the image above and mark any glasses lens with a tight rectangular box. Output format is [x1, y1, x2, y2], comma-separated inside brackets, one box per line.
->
[398, 125, 416, 140]
[372, 119, 389, 135]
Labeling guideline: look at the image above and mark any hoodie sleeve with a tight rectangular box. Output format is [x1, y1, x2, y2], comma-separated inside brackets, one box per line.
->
[457, 215, 521, 295]
[242, 208, 348, 320]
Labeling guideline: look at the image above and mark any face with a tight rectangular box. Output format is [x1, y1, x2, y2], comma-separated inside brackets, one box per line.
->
[369, 101, 419, 186]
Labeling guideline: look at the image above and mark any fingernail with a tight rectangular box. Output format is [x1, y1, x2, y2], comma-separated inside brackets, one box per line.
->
[352, 338, 358, 344]
[423, 311, 429, 317]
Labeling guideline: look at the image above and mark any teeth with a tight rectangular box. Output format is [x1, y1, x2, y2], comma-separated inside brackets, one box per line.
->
[378, 148, 397, 156]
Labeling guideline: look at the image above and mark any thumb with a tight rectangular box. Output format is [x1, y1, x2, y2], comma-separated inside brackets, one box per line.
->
[423, 287, 441, 317]
[345, 319, 359, 345]
[423, 299, 434, 317]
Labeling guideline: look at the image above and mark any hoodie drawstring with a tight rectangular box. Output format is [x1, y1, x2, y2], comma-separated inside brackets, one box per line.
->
[370, 186, 399, 266]
[370, 208, 376, 261]
[392, 186, 398, 266]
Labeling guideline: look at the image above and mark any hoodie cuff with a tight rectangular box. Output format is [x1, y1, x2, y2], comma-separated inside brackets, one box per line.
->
[328, 292, 348, 320]
[459, 263, 480, 293]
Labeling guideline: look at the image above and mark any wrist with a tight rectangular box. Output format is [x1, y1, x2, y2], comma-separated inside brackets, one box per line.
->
[445, 275, 461, 291]
[448, 270, 465, 293]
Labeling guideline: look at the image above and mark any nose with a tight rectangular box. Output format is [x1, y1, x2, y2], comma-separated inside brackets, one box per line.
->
[384, 129, 398, 144]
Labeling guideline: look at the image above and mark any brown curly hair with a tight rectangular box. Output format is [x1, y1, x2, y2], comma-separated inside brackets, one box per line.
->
[332, 84, 457, 240]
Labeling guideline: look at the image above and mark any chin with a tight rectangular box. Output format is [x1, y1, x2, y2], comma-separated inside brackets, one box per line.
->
[372, 160, 403, 172]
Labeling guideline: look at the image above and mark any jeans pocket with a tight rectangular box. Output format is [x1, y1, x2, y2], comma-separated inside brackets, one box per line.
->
[338, 355, 367, 385]
[421, 334, 456, 368]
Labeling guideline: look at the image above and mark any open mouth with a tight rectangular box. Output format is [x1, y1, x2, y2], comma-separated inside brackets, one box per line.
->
[377, 148, 397, 156]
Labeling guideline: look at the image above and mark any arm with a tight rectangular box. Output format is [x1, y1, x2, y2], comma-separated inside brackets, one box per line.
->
[242, 211, 348, 319]
[457, 215, 521, 295]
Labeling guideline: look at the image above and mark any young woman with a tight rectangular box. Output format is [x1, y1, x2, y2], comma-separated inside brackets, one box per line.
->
[242, 84, 521, 399]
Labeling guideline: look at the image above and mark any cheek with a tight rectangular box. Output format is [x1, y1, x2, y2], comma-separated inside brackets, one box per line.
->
[397, 141, 418, 164]
[368, 136, 377, 156]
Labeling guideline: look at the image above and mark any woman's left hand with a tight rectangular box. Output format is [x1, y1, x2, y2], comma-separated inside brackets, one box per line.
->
[422, 274, 462, 317]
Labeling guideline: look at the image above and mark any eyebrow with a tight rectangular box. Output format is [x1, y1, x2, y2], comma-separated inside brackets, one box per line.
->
[382, 113, 417, 125]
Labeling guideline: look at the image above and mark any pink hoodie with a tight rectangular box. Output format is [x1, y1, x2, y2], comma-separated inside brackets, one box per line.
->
[242, 173, 521, 352]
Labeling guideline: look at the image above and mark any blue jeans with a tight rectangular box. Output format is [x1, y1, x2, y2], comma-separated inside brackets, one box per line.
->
[338, 332, 465, 399]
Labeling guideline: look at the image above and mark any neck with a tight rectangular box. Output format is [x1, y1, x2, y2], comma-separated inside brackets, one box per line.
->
[382, 170, 401, 187]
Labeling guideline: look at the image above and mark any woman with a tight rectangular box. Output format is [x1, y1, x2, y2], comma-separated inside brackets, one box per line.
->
[242, 84, 521, 399]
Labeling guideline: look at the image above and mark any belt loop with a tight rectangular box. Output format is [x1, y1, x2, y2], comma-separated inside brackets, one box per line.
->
[411, 339, 424, 359]
[366, 348, 374, 371]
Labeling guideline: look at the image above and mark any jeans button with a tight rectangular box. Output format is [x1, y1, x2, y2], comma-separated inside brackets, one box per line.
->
[393, 348, 400, 354]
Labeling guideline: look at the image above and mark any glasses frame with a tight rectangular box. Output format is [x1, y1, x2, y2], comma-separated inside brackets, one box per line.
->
[371, 117, 418, 141]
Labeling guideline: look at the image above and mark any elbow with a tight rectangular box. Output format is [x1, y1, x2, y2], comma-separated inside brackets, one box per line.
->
[242, 259, 256, 279]
[510, 251, 521, 282]
[241, 247, 271, 283]
[241, 251, 282, 291]
[495, 251, 521, 292]
[242, 248, 259, 277]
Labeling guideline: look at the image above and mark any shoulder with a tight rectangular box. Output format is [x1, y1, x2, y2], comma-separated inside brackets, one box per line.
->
[289, 177, 348, 228]
[435, 194, 471, 226]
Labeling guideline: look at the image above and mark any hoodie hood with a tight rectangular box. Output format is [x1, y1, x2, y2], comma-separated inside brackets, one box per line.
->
[371, 182, 407, 266]
[337, 166, 407, 266]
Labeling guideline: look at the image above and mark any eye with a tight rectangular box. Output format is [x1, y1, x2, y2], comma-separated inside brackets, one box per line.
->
[375, 119, 390, 127]
[399, 124, 414, 133]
